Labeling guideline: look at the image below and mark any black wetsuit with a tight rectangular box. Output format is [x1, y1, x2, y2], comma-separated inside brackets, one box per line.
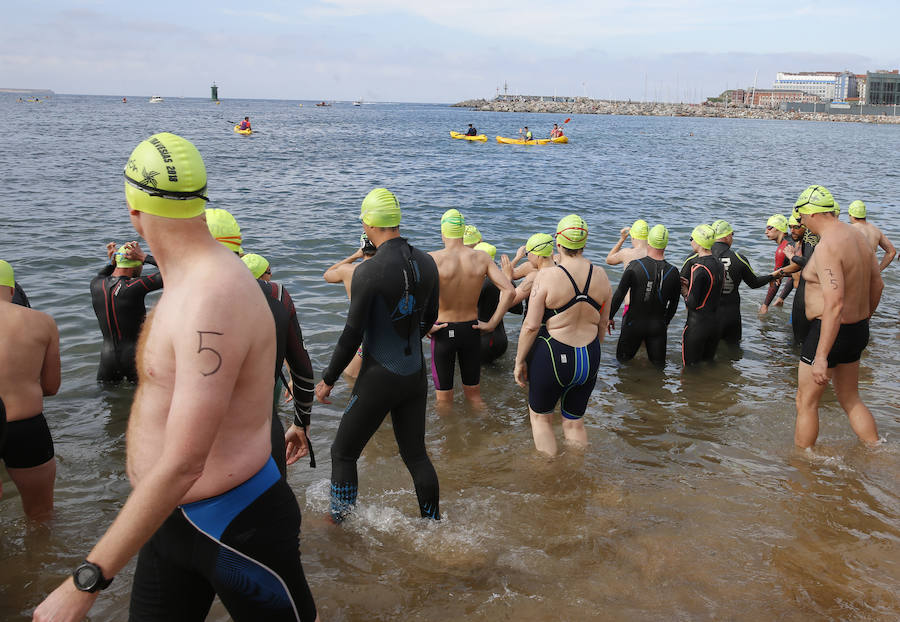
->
[12, 282, 30, 307]
[477, 278, 523, 364]
[609, 256, 680, 367]
[792, 232, 819, 344]
[322, 236, 441, 522]
[711, 241, 774, 344]
[680, 254, 725, 365]
[258, 280, 316, 477]
[90, 258, 163, 383]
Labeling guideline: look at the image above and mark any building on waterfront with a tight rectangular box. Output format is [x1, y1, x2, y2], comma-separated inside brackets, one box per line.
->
[857, 75, 868, 104]
[771, 71, 857, 101]
[717, 88, 819, 107]
[865, 70, 900, 105]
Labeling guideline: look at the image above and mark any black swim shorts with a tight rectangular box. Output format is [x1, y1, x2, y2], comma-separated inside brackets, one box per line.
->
[800, 318, 869, 368]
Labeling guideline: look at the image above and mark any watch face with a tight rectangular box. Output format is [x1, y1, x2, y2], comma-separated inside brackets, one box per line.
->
[74, 564, 99, 590]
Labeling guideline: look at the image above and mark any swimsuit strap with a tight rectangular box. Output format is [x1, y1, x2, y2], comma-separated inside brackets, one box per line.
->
[557, 264, 581, 294]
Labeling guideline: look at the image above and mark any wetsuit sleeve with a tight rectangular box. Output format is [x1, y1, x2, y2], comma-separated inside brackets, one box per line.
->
[608, 266, 635, 318]
[685, 264, 712, 311]
[128, 271, 163, 292]
[680, 254, 696, 280]
[281, 288, 314, 426]
[419, 258, 440, 338]
[777, 276, 794, 301]
[662, 268, 680, 324]
[144, 255, 158, 267]
[97, 263, 115, 277]
[322, 264, 372, 386]
[737, 252, 773, 289]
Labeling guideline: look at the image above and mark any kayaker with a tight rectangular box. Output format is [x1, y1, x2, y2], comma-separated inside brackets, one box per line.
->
[465, 124, 478, 136]
[550, 123, 564, 138]
[522, 126, 533, 141]
[239, 116, 251, 130]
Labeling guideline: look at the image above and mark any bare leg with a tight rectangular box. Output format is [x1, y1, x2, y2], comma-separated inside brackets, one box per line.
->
[434, 389, 454, 403]
[561, 418, 588, 449]
[795, 362, 829, 448]
[461, 384, 484, 407]
[529, 408, 558, 456]
[831, 361, 879, 445]
[7, 458, 56, 520]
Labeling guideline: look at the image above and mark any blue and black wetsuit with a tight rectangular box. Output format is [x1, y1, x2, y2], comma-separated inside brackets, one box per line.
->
[609, 256, 680, 367]
[90, 257, 163, 383]
[792, 232, 819, 344]
[711, 241, 774, 344]
[476, 277, 523, 364]
[680, 254, 725, 365]
[322, 236, 441, 522]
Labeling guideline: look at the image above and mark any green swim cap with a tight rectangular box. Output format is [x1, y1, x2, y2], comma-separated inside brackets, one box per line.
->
[473, 242, 496, 260]
[0, 260, 13, 288]
[241, 253, 269, 279]
[114, 244, 142, 268]
[360, 188, 401, 227]
[526, 233, 554, 257]
[711, 219, 733, 239]
[766, 214, 788, 233]
[441, 209, 466, 239]
[630, 219, 649, 240]
[788, 213, 802, 227]
[691, 224, 716, 250]
[556, 214, 588, 250]
[463, 225, 482, 246]
[795, 185, 838, 215]
[848, 200, 867, 219]
[647, 224, 668, 249]
[206, 208, 243, 253]
[124, 132, 208, 219]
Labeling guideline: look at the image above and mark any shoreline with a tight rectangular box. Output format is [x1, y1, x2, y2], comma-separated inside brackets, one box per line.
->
[452, 97, 900, 125]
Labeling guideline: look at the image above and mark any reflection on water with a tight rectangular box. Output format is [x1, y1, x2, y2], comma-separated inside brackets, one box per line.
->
[1, 95, 898, 620]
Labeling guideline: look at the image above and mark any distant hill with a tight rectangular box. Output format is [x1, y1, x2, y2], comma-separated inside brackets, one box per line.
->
[1, 88, 55, 94]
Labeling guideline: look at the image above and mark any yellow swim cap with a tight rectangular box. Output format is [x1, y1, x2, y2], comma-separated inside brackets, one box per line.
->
[795, 185, 838, 215]
[440, 209, 466, 238]
[647, 224, 668, 249]
[556, 214, 588, 250]
[711, 219, 733, 239]
[360, 188, 401, 227]
[766, 214, 788, 233]
[630, 219, 649, 240]
[848, 200, 867, 219]
[526, 233, 554, 257]
[788, 214, 802, 227]
[473, 242, 496, 260]
[464, 225, 482, 246]
[241, 253, 269, 279]
[205, 208, 243, 253]
[114, 244, 143, 268]
[691, 224, 716, 250]
[0, 260, 13, 288]
[124, 132, 208, 219]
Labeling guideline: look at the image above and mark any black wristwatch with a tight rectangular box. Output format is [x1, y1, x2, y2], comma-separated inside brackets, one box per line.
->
[73, 561, 114, 593]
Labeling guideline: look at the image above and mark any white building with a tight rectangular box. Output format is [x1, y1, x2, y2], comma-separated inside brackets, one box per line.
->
[772, 72, 839, 100]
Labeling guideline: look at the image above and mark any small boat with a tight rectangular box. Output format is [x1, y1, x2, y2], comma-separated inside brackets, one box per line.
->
[495, 135, 568, 145]
[315, 101, 331, 107]
[149, 95, 163, 103]
[450, 131, 487, 142]
[353, 101, 362, 106]
[233, 125, 252, 135]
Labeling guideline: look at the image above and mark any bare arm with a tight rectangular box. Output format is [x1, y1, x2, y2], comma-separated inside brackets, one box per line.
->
[478, 260, 515, 331]
[323, 251, 362, 283]
[869, 253, 883, 317]
[512, 261, 535, 280]
[878, 232, 896, 271]
[606, 228, 630, 265]
[40, 315, 61, 396]
[514, 275, 546, 387]
[511, 271, 537, 307]
[811, 252, 843, 385]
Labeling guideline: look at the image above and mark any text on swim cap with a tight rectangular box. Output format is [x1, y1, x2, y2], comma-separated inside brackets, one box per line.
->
[148, 137, 179, 182]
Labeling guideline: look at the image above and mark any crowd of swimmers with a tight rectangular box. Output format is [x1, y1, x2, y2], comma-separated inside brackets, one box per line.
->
[0, 130, 890, 620]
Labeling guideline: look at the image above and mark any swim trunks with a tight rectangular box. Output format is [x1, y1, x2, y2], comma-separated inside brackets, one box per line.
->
[800, 319, 869, 368]
[430, 320, 481, 390]
[0, 413, 54, 469]
[129, 457, 317, 621]
[527, 327, 601, 420]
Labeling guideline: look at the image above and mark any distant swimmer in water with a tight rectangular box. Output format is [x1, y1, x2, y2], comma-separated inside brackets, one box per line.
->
[515, 215, 612, 456]
[239, 116, 251, 131]
[90, 240, 163, 383]
[847, 200, 896, 270]
[606, 219, 649, 319]
[35, 133, 319, 621]
[473, 242, 521, 363]
[0, 259, 60, 521]
[315, 187, 441, 523]
[608, 225, 680, 368]
[465, 123, 478, 136]
[679, 224, 725, 366]
[463, 224, 482, 248]
[429, 209, 514, 405]
[759, 214, 793, 315]
[323, 233, 377, 378]
[792, 186, 882, 449]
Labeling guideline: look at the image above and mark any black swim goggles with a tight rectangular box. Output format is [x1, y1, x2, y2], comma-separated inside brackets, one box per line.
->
[527, 239, 554, 254]
[124, 171, 209, 202]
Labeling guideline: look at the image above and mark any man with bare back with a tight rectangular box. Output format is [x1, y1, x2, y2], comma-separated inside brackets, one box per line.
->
[428, 209, 514, 404]
[35, 133, 317, 621]
[793, 186, 882, 450]
[848, 200, 896, 271]
[0, 259, 60, 521]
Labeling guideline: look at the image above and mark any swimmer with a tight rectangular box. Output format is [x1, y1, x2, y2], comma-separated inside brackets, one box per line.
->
[680, 224, 725, 366]
[848, 200, 896, 271]
[759, 214, 793, 314]
[782, 212, 821, 344]
[606, 219, 649, 317]
[35, 133, 318, 621]
[514, 215, 612, 456]
[503, 233, 557, 309]
[323, 234, 377, 378]
[0, 259, 60, 521]
[429, 209, 515, 404]
[474, 242, 520, 363]
[607, 225, 680, 368]
[710, 219, 776, 345]
[90, 240, 162, 383]
[315, 187, 441, 523]
[792, 186, 882, 448]
[463, 225, 482, 248]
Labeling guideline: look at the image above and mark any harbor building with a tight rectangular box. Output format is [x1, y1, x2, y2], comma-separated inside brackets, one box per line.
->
[865, 70, 900, 105]
[771, 71, 857, 101]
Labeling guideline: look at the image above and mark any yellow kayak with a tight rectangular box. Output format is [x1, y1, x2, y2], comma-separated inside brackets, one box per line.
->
[450, 131, 487, 142]
[233, 125, 252, 135]
[495, 135, 568, 145]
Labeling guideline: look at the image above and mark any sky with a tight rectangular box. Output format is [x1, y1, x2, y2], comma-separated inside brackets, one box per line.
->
[3, 1, 899, 103]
